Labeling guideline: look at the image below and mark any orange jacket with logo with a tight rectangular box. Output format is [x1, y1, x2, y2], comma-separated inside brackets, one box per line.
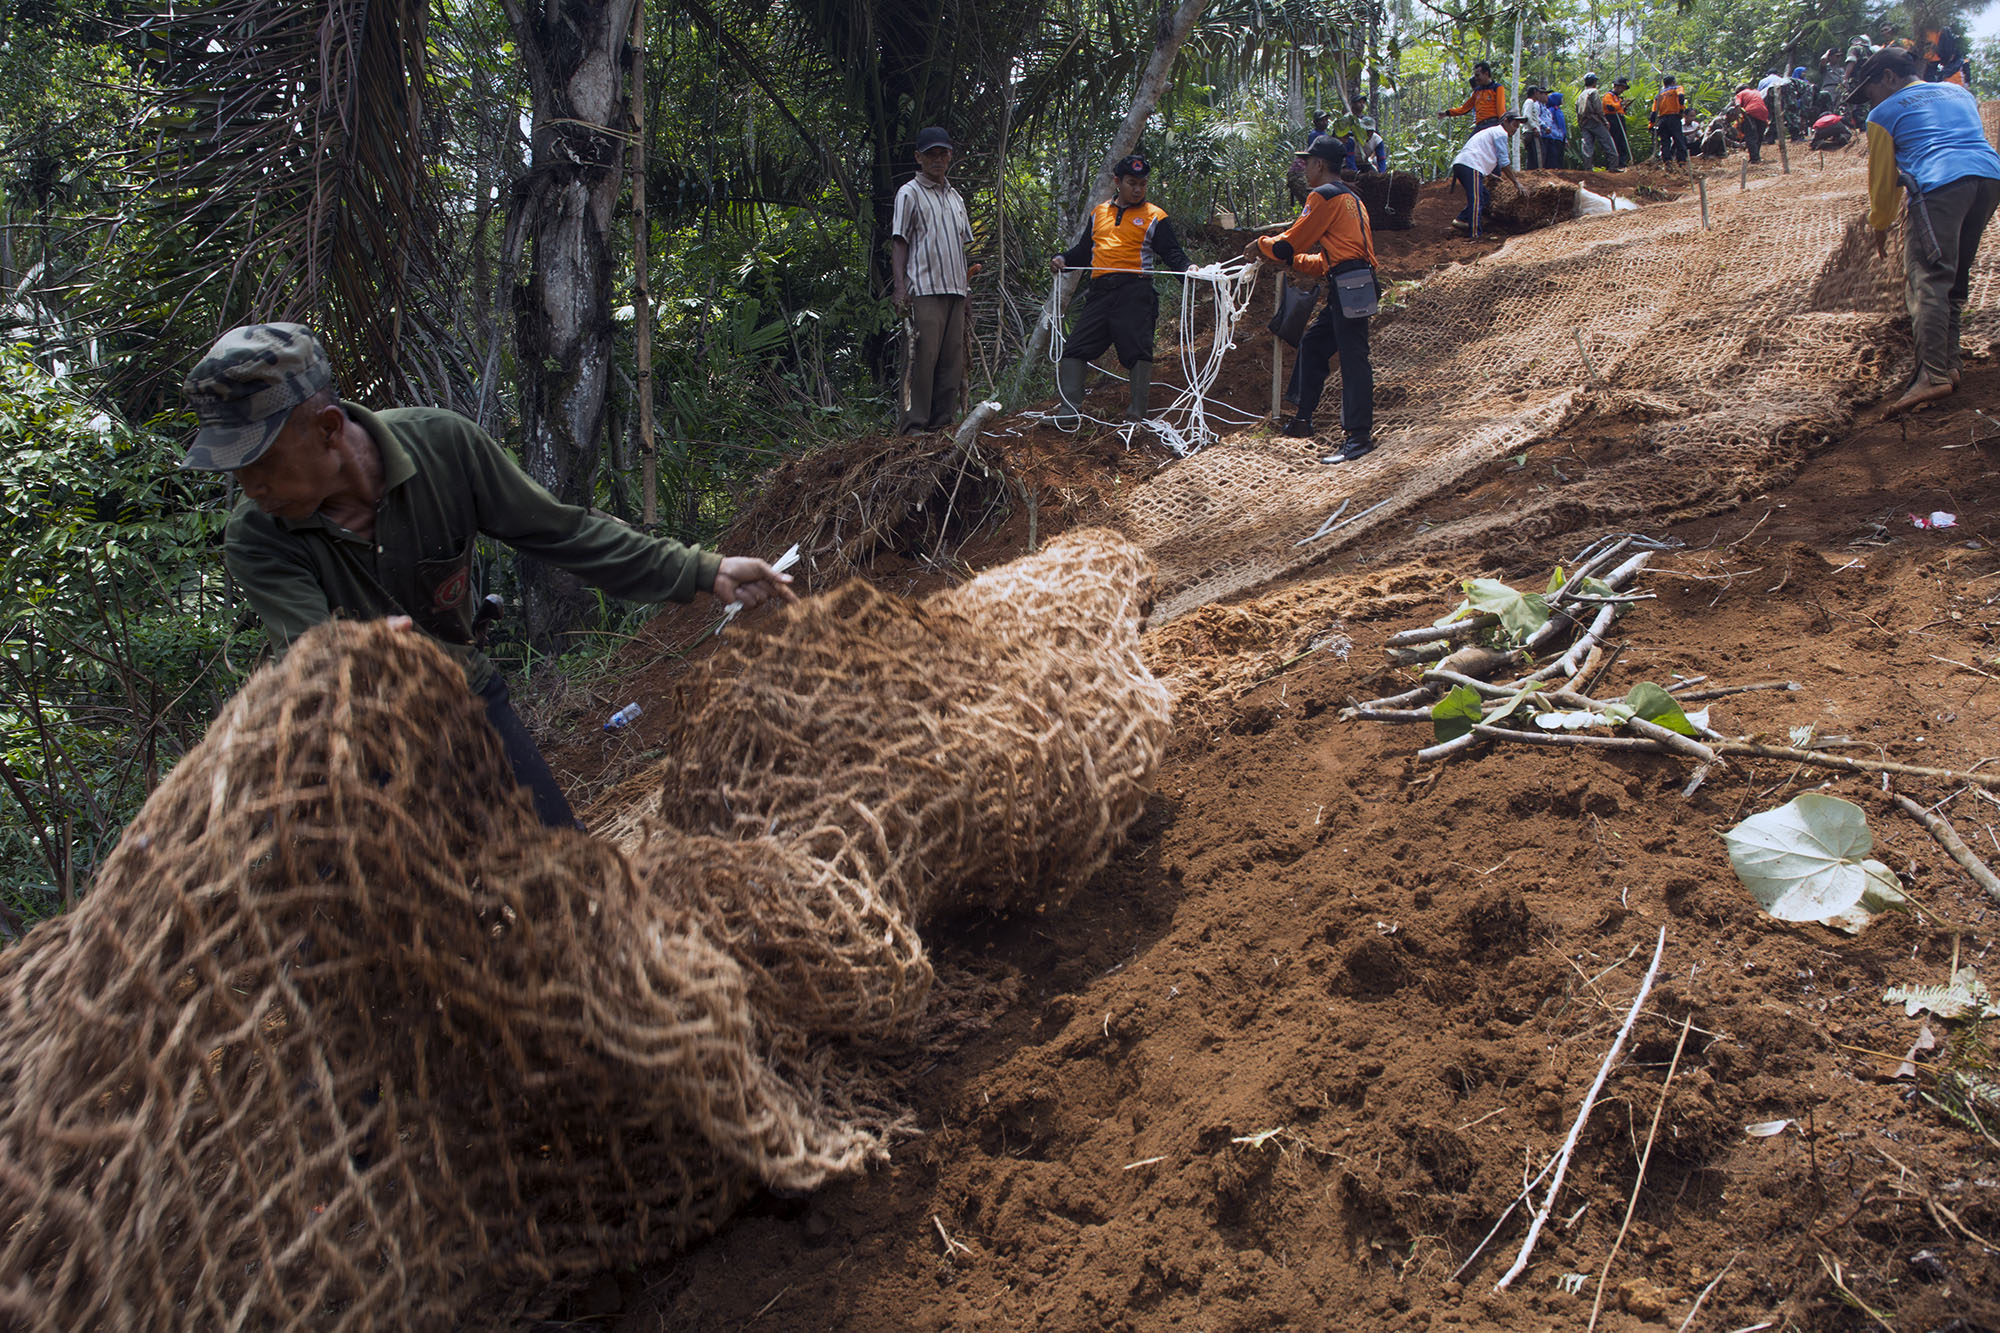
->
[1256, 183, 1377, 280]
[1652, 86, 1686, 119]
[1603, 92, 1626, 115]
[1058, 199, 1188, 276]
[1445, 83, 1509, 122]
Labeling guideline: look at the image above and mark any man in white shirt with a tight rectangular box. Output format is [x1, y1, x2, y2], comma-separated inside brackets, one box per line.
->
[1517, 88, 1547, 169]
[1451, 112, 1527, 233]
[890, 126, 977, 434]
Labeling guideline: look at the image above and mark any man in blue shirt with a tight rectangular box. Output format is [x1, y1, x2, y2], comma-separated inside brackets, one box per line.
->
[1854, 46, 2000, 413]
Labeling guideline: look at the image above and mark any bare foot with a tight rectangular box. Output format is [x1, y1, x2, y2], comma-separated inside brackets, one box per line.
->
[1886, 377, 1955, 416]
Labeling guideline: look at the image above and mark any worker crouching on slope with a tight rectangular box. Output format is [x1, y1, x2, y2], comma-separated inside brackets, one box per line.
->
[1049, 154, 1190, 427]
[183, 323, 797, 829]
[1449, 110, 1528, 235]
[1851, 45, 2000, 414]
[1245, 136, 1381, 464]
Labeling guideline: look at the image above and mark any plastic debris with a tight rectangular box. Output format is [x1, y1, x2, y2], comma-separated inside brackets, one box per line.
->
[1910, 511, 1957, 529]
[603, 703, 643, 731]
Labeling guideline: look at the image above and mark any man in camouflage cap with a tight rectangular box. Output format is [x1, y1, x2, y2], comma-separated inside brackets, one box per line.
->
[183, 322, 797, 828]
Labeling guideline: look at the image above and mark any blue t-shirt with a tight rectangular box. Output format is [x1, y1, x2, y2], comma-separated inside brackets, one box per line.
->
[1867, 81, 2000, 193]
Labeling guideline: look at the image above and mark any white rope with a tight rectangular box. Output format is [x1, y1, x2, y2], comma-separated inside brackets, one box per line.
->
[1036, 260, 1262, 456]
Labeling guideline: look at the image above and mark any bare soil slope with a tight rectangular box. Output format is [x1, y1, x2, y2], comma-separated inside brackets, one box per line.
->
[539, 177, 2000, 1333]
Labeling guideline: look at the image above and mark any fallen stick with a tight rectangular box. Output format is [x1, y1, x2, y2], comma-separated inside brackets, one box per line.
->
[1586, 1014, 1694, 1333]
[1348, 707, 1435, 724]
[1623, 715, 1721, 767]
[1451, 1151, 1561, 1284]
[1358, 683, 1436, 710]
[1416, 730, 1483, 763]
[1412, 728, 2000, 789]
[1891, 793, 2000, 907]
[1673, 680, 1798, 702]
[1494, 925, 1668, 1293]
[1521, 552, 1652, 662]
[1385, 612, 1500, 648]
[1714, 741, 2000, 792]
[1674, 1253, 1741, 1333]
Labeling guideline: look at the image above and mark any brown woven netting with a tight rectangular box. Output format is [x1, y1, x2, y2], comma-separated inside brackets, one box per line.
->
[1113, 119, 2000, 620]
[0, 528, 1169, 1329]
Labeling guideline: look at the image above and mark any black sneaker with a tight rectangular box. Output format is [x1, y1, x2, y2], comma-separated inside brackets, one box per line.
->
[1319, 438, 1376, 464]
[1280, 417, 1316, 438]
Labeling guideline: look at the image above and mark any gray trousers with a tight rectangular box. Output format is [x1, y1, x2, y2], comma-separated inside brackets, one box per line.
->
[1577, 121, 1619, 169]
[899, 293, 967, 433]
[1906, 175, 2000, 385]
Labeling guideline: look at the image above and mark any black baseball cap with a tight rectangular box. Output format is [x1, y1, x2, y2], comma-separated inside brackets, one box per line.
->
[915, 126, 952, 153]
[1113, 154, 1151, 178]
[1303, 138, 1345, 168]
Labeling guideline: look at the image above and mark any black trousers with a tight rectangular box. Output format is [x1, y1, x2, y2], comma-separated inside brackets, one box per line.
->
[1656, 118, 1688, 162]
[1608, 116, 1631, 168]
[1295, 298, 1374, 442]
[478, 673, 581, 829]
[1063, 275, 1159, 368]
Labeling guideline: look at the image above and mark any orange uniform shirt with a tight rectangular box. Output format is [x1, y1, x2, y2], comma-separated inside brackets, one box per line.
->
[1256, 184, 1377, 280]
[1446, 83, 1509, 122]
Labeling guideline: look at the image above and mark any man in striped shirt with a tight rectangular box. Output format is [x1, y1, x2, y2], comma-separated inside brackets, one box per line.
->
[891, 126, 977, 434]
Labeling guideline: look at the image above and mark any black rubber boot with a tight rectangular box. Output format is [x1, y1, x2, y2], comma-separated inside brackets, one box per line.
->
[1126, 360, 1152, 422]
[1054, 359, 1086, 429]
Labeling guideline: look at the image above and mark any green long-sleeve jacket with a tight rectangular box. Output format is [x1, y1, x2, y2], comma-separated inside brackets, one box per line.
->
[224, 403, 720, 690]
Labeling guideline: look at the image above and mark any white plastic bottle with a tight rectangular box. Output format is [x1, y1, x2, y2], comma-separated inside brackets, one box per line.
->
[603, 703, 643, 731]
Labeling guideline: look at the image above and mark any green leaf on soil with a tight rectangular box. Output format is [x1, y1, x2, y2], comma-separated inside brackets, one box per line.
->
[1723, 793, 1909, 932]
[1619, 682, 1697, 735]
[1483, 686, 1539, 726]
[1431, 685, 1486, 741]
[1461, 578, 1551, 640]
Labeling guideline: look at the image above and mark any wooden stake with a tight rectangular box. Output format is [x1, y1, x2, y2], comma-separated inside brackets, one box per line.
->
[629, 0, 657, 527]
[1697, 175, 1709, 229]
[1740, 160, 1748, 191]
[1892, 793, 2000, 907]
[1271, 276, 1285, 422]
[1774, 83, 1790, 174]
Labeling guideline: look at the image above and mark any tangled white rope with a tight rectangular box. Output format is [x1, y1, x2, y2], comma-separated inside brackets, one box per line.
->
[1038, 261, 1263, 456]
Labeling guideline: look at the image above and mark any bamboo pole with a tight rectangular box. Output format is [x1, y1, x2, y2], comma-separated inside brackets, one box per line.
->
[1271, 276, 1285, 421]
[630, 0, 657, 527]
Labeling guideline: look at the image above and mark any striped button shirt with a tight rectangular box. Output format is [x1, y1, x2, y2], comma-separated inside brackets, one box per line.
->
[892, 175, 973, 297]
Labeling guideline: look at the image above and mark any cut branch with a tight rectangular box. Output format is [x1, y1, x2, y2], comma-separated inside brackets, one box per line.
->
[1891, 793, 2000, 906]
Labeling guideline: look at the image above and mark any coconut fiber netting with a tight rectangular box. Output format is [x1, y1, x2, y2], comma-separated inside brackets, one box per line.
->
[0, 528, 1169, 1330]
[1121, 124, 2000, 621]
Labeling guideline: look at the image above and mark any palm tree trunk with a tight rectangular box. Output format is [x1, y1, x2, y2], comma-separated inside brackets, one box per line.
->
[501, 0, 640, 649]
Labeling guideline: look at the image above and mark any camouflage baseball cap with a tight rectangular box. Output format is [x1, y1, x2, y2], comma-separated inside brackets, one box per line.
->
[181, 323, 334, 470]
